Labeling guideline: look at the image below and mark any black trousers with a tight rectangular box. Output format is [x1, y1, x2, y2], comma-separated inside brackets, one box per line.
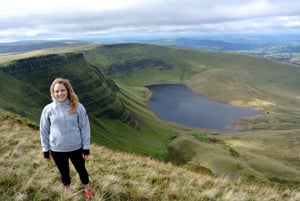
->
[51, 149, 89, 186]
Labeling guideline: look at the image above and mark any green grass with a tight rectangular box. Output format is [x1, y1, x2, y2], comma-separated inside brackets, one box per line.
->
[189, 130, 219, 143]
[0, 71, 47, 122]
[1, 43, 300, 185]
[1, 110, 299, 201]
[0, 51, 178, 159]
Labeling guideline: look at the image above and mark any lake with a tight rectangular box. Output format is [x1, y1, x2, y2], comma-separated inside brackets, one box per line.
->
[146, 83, 261, 131]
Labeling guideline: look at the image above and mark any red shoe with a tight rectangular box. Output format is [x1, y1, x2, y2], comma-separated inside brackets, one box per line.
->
[85, 188, 93, 199]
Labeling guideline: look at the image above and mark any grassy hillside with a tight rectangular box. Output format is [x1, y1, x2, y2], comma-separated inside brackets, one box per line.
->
[167, 132, 300, 186]
[0, 52, 176, 158]
[1, 43, 300, 186]
[83, 43, 300, 185]
[1, 110, 299, 201]
[84, 43, 300, 130]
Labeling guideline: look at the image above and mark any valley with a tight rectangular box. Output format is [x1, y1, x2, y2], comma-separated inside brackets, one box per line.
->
[0, 43, 300, 189]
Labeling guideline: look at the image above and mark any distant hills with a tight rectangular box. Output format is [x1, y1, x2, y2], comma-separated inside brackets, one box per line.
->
[2, 34, 299, 65]
[146, 37, 300, 65]
[148, 38, 259, 51]
[0, 40, 88, 54]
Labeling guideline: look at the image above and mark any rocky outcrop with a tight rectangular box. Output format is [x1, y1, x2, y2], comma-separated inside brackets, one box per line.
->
[0, 53, 83, 75]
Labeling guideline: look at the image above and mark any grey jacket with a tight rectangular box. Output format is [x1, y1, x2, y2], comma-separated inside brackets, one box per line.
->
[40, 99, 90, 152]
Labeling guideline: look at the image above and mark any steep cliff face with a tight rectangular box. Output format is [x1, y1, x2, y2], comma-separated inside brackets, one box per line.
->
[0, 53, 135, 127]
[0, 53, 83, 75]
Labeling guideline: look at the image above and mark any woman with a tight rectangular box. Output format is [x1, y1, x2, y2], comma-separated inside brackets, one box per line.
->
[40, 77, 93, 199]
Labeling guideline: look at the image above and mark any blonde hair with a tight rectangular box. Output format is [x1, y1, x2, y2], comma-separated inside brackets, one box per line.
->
[50, 78, 79, 114]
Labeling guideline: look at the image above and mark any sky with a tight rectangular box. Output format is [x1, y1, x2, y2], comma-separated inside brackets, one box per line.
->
[1, 0, 300, 42]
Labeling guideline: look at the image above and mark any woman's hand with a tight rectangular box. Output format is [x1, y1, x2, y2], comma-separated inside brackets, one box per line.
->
[83, 154, 89, 160]
[43, 151, 51, 161]
[82, 149, 90, 160]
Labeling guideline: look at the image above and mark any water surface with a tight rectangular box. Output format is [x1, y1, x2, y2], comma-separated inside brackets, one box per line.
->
[146, 84, 261, 130]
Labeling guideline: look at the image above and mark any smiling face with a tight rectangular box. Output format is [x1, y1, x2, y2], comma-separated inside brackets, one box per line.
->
[53, 83, 68, 102]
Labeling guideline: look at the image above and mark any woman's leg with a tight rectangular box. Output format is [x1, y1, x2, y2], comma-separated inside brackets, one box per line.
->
[50, 151, 71, 186]
[69, 149, 90, 185]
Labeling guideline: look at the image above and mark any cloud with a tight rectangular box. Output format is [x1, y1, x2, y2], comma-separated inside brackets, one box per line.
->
[0, 0, 300, 41]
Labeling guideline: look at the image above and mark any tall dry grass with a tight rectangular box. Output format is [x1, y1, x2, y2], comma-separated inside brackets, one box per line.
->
[0, 110, 299, 201]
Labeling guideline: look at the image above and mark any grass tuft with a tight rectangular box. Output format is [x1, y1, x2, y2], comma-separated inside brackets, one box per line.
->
[1, 110, 299, 201]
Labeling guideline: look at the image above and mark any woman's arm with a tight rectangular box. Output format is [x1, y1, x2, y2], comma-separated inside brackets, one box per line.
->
[40, 106, 51, 159]
[78, 103, 91, 153]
